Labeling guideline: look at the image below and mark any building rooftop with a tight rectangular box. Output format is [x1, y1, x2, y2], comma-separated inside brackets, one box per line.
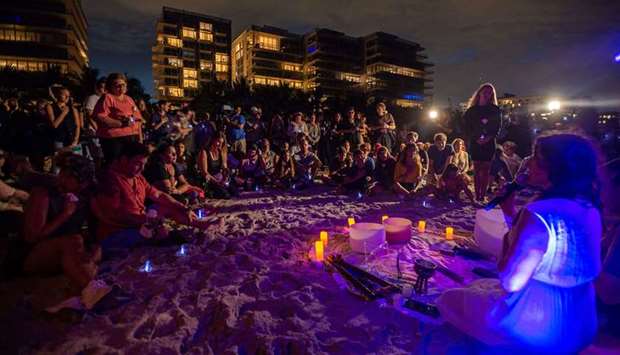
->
[161, 6, 231, 24]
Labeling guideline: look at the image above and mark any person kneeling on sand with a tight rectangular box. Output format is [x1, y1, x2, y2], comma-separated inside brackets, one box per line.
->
[21, 153, 109, 310]
[91, 142, 211, 257]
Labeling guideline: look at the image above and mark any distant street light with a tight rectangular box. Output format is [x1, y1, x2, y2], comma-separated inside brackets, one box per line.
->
[428, 109, 439, 120]
[547, 100, 561, 112]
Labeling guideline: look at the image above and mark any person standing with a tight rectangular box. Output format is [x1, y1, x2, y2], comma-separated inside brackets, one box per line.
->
[92, 73, 142, 162]
[46, 86, 80, 151]
[463, 83, 502, 202]
[375, 103, 397, 152]
[228, 106, 246, 155]
[83, 78, 106, 137]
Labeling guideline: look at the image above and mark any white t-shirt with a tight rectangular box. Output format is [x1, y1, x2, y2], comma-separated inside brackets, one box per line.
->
[84, 94, 101, 113]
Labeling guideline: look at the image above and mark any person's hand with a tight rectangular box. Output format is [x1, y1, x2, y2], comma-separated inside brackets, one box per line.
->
[62, 195, 78, 218]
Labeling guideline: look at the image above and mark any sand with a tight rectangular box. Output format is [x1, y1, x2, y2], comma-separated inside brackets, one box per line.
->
[1, 187, 480, 354]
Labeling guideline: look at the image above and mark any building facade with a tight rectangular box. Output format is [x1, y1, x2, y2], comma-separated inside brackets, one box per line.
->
[152, 7, 231, 102]
[232, 25, 304, 89]
[232, 26, 433, 107]
[0, 0, 88, 75]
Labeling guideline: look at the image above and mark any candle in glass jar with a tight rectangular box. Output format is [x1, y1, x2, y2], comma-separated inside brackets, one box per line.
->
[348, 217, 356, 227]
[446, 227, 454, 240]
[381, 215, 389, 223]
[418, 220, 426, 233]
[315, 241, 324, 262]
[320, 231, 328, 246]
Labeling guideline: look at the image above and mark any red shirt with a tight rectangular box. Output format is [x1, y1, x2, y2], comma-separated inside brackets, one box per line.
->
[92, 168, 158, 240]
[93, 93, 142, 138]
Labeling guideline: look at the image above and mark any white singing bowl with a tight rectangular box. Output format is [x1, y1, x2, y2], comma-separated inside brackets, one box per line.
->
[384, 217, 413, 244]
[349, 222, 386, 253]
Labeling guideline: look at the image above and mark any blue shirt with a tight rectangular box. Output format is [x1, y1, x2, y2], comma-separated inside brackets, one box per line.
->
[229, 114, 246, 141]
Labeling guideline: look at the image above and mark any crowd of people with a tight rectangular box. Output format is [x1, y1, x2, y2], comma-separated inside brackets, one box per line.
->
[1, 74, 619, 352]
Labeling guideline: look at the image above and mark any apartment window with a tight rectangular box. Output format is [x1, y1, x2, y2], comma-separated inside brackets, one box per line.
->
[199, 22, 212, 31]
[183, 79, 198, 88]
[167, 57, 182, 67]
[183, 68, 197, 79]
[341, 73, 361, 83]
[200, 60, 213, 71]
[254, 77, 266, 85]
[182, 49, 195, 59]
[167, 87, 184, 97]
[0, 29, 40, 42]
[215, 53, 229, 73]
[283, 64, 301, 72]
[0, 59, 54, 72]
[266, 78, 280, 86]
[199, 31, 213, 41]
[182, 27, 196, 39]
[166, 37, 183, 47]
[258, 36, 278, 50]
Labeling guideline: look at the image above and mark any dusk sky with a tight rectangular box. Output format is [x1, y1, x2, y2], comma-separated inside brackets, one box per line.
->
[84, 0, 620, 106]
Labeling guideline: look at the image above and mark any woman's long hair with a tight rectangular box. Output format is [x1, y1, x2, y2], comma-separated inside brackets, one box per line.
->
[466, 83, 498, 109]
[535, 132, 602, 209]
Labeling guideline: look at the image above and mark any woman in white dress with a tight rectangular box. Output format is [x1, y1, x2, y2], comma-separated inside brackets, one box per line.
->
[437, 132, 602, 352]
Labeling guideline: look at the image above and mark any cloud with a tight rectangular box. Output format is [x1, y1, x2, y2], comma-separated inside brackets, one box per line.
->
[82, 0, 620, 105]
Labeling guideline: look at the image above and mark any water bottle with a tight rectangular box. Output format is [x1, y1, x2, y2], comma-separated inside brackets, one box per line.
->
[140, 209, 159, 238]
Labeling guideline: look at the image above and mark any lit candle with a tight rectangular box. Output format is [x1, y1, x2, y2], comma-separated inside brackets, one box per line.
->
[418, 220, 426, 233]
[348, 217, 356, 227]
[382, 215, 389, 223]
[315, 240, 324, 262]
[320, 231, 328, 246]
[446, 227, 454, 240]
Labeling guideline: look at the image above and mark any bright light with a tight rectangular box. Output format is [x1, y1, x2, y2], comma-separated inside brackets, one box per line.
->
[428, 110, 438, 120]
[547, 100, 561, 112]
[615, 53, 620, 62]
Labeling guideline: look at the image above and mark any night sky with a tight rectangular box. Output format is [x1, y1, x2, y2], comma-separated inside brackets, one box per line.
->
[84, 0, 620, 106]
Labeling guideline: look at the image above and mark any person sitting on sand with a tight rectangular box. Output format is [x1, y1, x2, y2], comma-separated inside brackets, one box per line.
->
[369, 146, 402, 196]
[436, 163, 475, 203]
[437, 133, 602, 352]
[274, 142, 296, 188]
[500, 141, 522, 178]
[91, 142, 210, 255]
[328, 146, 352, 185]
[196, 133, 236, 199]
[235, 145, 266, 191]
[294, 139, 322, 187]
[341, 149, 373, 195]
[21, 153, 109, 309]
[393, 143, 423, 195]
[427, 132, 455, 186]
[144, 143, 204, 200]
[258, 138, 278, 182]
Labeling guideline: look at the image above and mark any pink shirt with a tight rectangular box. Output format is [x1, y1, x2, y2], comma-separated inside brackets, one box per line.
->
[93, 93, 142, 138]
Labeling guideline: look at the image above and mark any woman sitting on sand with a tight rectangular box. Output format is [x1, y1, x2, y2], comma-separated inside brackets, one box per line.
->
[393, 143, 423, 195]
[341, 149, 373, 195]
[450, 138, 471, 176]
[427, 163, 475, 203]
[235, 145, 266, 191]
[21, 153, 109, 309]
[437, 132, 602, 353]
[273, 142, 296, 188]
[369, 146, 402, 196]
[196, 134, 236, 199]
[144, 143, 204, 199]
[328, 146, 352, 185]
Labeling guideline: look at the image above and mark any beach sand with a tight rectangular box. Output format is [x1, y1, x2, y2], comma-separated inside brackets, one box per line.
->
[1, 187, 478, 354]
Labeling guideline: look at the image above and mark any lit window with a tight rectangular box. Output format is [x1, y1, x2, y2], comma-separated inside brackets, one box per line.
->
[167, 87, 184, 97]
[168, 58, 182, 67]
[183, 68, 197, 79]
[182, 27, 196, 39]
[200, 60, 213, 71]
[215, 53, 229, 72]
[258, 36, 278, 50]
[166, 37, 183, 47]
[183, 79, 198, 88]
[199, 22, 212, 31]
[340, 73, 361, 83]
[199, 31, 213, 41]
[266, 78, 280, 86]
[283, 64, 301, 72]
[254, 77, 266, 85]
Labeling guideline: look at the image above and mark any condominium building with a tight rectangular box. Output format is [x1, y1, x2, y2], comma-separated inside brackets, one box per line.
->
[232, 25, 304, 89]
[0, 0, 88, 75]
[232, 26, 433, 107]
[152, 7, 231, 102]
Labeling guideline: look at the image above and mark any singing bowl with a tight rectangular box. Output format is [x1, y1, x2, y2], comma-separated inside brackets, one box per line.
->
[349, 222, 385, 254]
[384, 217, 412, 244]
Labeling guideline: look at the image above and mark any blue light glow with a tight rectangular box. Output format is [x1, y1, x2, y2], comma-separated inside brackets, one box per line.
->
[176, 245, 187, 257]
[403, 93, 423, 101]
[615, 53, 620, 62]
[140, 260, 152, 273]
[307, 45, 317, 54]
